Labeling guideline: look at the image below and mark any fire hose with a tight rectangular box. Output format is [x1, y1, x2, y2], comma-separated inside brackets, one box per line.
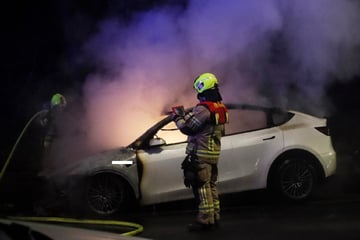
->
[0, 110, 48, 184]
[7, 216, 143, 236]
[0, 110, 144, 236]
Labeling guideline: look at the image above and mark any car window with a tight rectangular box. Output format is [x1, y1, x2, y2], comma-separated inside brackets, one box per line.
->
[157, 121, 187, 144]
[155, 108, 270, 142]
[272, 111, 294, 126]
[225, 108, 267, 135]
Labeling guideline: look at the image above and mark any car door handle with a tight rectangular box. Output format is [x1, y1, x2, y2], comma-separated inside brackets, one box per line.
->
[263, 136, 275, 141]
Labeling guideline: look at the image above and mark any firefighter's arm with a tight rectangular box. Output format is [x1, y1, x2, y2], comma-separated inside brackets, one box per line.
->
[173, 105, 210, 135]
[38, 110, 50, 127]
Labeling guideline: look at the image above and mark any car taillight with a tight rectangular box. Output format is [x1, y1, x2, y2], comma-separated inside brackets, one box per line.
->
[315, 126, 330, 136]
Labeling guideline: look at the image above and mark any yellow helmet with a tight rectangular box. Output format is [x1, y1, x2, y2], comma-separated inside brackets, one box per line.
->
[51, 93, 67, 108]
[193, 73, 219, 93]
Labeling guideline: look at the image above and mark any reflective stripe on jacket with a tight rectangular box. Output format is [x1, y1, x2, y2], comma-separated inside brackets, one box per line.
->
[175, 104, 226, 163]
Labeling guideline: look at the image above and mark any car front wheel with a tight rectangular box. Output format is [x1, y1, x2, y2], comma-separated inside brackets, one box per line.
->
[86, 173, 132, 216]
[274, 158, 317, 201]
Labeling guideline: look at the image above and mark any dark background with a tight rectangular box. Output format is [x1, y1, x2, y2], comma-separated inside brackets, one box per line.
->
[0, 0, 184, 164]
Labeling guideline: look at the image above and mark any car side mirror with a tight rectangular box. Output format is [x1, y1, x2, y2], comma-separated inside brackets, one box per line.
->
[149, 137, 166, 147]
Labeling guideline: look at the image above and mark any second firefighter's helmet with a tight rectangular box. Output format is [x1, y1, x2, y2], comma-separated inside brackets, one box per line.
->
[193, 73, 219, 94]
[51, 93, 67, 108]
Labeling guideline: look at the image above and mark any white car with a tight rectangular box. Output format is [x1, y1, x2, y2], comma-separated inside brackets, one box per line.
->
[51, 103, 336, 216]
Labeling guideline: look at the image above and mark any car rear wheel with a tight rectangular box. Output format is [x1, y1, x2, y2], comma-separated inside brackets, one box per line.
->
[274, 158, 317, 201]
[86, 174, 131, 216]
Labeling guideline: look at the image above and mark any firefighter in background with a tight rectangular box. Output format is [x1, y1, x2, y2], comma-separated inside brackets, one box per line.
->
[33, 93, 67, 215]
[172, 73, 229, 231]
[40, 93, 67, 151]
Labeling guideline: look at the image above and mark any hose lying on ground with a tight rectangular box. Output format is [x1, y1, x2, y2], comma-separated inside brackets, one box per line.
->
[8, 216, 144, 236]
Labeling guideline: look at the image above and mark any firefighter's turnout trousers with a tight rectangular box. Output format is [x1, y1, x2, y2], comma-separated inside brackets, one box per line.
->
[193, 158, 220, 225]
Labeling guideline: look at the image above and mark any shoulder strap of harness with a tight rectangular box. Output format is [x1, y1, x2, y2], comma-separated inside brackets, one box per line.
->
[197, 101, 229, 125]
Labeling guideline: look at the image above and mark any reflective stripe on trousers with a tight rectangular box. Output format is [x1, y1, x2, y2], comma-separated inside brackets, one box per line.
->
[195, 162, 220, 225]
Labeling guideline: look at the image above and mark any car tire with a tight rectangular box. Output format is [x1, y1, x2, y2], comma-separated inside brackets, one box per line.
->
[273, 158, 317, 201]
[86, 173, 133, 216]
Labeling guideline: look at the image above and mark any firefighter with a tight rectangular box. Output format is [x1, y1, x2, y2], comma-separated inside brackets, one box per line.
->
[40, 93, 67, 150]
[31, 93, 68, 215]
[172, 73, 228, 231]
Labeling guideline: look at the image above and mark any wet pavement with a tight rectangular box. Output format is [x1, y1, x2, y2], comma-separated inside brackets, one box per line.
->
[2, 153, 360, 240]
[129, 153, 360, 240]
[134, 188, 360, 240]
[3, 187, 360, 240]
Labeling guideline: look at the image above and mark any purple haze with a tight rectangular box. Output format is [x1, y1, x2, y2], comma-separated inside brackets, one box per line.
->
[78, 0, 360, 149]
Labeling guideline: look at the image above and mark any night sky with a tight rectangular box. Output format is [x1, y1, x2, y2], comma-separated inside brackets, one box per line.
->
[1, 0, 360, 165]
[1, 0, 166, 106]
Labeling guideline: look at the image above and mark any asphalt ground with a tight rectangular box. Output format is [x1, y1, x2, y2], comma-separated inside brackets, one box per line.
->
[4, 188, 360, 240]
[117, 152, 360, 240]
[134, 186, 360, 240]
[3, 170, 360, 240]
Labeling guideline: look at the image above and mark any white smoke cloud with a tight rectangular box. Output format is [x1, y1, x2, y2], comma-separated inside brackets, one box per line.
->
[80, 0, 360, 149]
[278, 0, 360, 110]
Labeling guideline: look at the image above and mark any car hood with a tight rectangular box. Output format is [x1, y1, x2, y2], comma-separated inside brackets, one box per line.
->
[40, 147, 136, 179]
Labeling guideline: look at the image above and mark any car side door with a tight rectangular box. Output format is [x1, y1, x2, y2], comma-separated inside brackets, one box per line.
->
[218, 108, 283, 193]
[136, 121, 192, 205]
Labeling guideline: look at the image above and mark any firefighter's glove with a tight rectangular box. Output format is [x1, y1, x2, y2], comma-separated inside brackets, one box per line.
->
[171, 112, 180, 122]
[40, 117, 48, 127]
[172, 105, 185, 116]
[171, 106, 185, 122]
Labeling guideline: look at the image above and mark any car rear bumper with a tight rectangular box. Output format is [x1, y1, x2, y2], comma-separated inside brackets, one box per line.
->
[319, 150, 337, 177]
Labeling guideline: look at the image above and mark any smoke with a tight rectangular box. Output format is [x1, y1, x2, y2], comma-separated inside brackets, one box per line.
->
[79, 0, 360, 150]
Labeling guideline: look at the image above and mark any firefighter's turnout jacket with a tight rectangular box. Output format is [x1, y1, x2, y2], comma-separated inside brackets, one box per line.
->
[175, 101, 228, 164]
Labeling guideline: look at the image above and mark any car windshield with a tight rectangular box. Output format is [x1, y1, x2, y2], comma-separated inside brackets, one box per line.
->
[157, 121, 187, 145]
[128, 115, 173, 149]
